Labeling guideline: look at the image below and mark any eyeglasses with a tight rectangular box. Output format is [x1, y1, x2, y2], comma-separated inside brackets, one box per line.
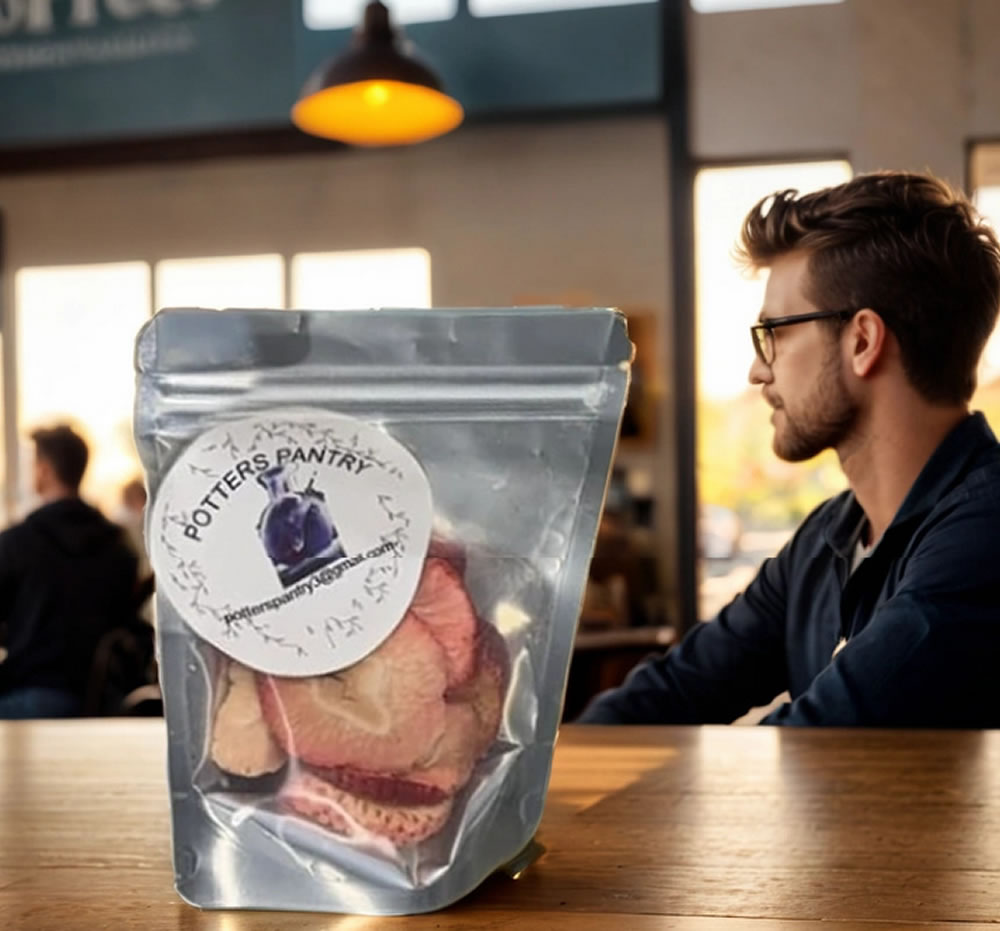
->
[750, 309, 856, 366]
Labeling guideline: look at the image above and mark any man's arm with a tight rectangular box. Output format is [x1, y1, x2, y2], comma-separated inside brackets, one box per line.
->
[577, 548, 791, 724]
[761, 500, 1000, 727]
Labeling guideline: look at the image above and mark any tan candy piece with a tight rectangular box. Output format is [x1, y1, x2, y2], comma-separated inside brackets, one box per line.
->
[211, 661, 287, 777]
[258, 614, 448, 773]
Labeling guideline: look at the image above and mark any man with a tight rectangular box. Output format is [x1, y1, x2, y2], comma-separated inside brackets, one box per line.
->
[117, 476, 154, 623]
[0, 425, 138, 718]
[581, 170, 1000, 727]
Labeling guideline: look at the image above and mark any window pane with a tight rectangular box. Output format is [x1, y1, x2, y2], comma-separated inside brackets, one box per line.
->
[695, 160, 851, 620]
[972, 184, 1000, 434]
[291, 249, 431, 310]
[471, 0, 652, 15]
[303, 0, 457, 30]
[156, 254, 285, 311]
[16, 262, 151, 517]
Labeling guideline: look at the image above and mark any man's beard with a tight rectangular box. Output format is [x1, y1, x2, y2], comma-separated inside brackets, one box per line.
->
[770, 346, 858, 462]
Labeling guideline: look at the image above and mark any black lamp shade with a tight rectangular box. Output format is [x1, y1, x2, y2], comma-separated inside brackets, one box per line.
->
[292, 2, 464, 147]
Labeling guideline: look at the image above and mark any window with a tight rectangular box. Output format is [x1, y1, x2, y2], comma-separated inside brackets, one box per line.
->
[155, 254, 285, 312]
[970, 143, 1000, 435]
[16, 262, 151, 517]
[470, 0, 652, 15]
[694, 160, 851, 619]
[303, 0, 457, 30]
[9, 249, 432, 518]
[291, 248, 432, 310]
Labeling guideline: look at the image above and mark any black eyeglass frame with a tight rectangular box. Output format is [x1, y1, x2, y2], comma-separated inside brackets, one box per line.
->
[750, 308, 857, 365]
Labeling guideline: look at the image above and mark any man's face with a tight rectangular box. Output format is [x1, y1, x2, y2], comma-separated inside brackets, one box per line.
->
[748, 251, 859, 462]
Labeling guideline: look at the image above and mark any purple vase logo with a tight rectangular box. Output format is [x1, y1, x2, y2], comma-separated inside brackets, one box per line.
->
[256, 465, 347, 587]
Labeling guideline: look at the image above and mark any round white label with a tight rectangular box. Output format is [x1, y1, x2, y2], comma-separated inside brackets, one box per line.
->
[149, 410, 433, 676]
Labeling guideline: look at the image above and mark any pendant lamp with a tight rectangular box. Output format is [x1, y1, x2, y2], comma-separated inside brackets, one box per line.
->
[291, 1, 464, 147]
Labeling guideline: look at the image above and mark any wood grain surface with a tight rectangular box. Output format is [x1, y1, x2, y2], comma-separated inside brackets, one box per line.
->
[2, 721, 998, 929]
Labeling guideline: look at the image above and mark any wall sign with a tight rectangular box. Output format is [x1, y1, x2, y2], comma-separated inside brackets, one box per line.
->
[0, 0, 658, 148]
[0, 0, 296, 146]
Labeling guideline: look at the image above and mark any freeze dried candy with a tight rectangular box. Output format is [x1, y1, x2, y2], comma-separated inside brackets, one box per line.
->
[210, 660, 287, 778]
[309, 617, 509, 805]
[259, 613, 450, 773]
[211, 553, 510, 845]
[409, 558, 479, 688]
[282, 771, 454, 846]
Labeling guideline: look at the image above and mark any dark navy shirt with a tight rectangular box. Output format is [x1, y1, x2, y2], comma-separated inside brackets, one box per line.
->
[580, 413, 1000, 727]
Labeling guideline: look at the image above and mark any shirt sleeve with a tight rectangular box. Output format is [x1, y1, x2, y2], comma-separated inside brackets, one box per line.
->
[761, 498, 1000, 727]
[577, 547, 791, 724]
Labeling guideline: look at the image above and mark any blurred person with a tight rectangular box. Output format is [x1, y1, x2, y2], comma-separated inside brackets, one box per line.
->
[118, 478, 148, 567]
[117, 476, 154, 622]
[581, 170, 1000, 727]
[0, 425, 138, 719]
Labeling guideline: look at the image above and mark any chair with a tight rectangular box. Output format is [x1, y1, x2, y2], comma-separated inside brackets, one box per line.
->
[84, 623, 159, 717]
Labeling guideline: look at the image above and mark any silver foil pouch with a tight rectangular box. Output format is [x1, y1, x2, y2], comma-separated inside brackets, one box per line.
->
[134, 307, 630, 914]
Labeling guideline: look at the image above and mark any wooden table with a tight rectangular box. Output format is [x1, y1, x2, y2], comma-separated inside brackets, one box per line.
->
[2, 721, 999, 929]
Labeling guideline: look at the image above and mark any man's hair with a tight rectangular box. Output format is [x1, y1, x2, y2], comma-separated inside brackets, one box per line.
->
[31, 425, 89, 491]
[737, 170, 1000, 404]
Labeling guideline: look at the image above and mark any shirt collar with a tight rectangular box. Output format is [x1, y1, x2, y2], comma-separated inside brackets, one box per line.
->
[824, 412, 997, 559]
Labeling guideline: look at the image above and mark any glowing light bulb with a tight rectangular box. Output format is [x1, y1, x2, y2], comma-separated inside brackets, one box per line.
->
[363, 82, 391, 107]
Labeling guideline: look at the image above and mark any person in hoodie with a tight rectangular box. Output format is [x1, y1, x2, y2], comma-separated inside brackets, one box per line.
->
[0, 425, 138, 719]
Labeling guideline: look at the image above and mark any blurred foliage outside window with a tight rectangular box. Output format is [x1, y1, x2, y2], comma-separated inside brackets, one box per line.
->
[971, 180, 1000, 434]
